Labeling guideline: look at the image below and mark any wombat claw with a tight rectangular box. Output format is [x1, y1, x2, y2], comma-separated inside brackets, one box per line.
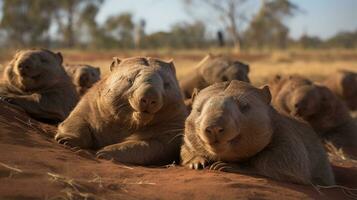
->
[209, 161, 233, 172]
[96, 150, 115, 161]
[188, 157, 208, 170]
[0, 96, 12, 103]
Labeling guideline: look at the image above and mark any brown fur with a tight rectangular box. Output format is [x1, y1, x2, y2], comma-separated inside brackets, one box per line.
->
[181, 80, 334, 185]
[323, 70, 357, 111]
[0, 49, 78, 124]
[55, 57, 187, 165]
[179, 54, 250, 100]
[270, 75, 357, 158]
[64, 64, 101, 96]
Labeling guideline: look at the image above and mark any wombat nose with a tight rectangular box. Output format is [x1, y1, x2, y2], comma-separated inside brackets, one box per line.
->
[140, 97, 157, 107]
[80, 75, 89, 85]
[294, 102, 304, 110]
[19, 64, 29, 71]
[135, 85, 163, 112]
[205, 125, 224, 136]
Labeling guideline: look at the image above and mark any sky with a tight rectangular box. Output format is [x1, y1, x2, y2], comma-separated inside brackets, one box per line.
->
[96, 0, 357, 40]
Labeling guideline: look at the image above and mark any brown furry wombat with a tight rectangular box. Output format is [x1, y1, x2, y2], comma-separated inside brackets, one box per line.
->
[180, 54, 250, 99]
[323, 70, 357, 111]
[181, 80, 334, 185]
[64, 64, 101, 96]
[0, 49, 78, 124]
[55, 57, 187, 165]
[270, 75, 357, 157]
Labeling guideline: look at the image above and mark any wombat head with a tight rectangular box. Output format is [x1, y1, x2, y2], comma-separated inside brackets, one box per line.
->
[186, 80, 273, 161]
[103, 57, 183, 126]
[66, 64, 101, 88]
[198, 54, 250, 84]
[288, 84, 345, 131]
[7, 49, 65, 91]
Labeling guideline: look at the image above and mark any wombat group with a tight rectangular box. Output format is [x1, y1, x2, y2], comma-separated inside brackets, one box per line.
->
[1, 49, 356, 186]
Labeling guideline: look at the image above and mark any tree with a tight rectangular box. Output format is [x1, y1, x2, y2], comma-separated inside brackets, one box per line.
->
[78, 2, 102, 48]
[170, 21, 207, 48]
[183, 0, 250, 52]
[54, 0, 103, 48]
[0, 0, 56, 47]
[245, 0, 299, 49]
[142, 21, 208, 49]
[103, 12, 135, 48]
[326, 31, 357, 49]
[298, 34, 323, 49]
[134, 19, 146, 49]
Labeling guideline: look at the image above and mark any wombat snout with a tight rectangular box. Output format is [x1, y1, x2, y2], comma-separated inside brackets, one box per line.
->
[136, 85, 163, 113]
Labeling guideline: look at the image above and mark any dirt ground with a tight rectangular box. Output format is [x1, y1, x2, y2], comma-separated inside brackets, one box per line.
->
[0, 99, 357, 200]
[0, 50, 357, 200]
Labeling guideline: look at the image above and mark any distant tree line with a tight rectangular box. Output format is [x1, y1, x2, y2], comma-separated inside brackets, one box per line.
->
[0, 0, 356, 50]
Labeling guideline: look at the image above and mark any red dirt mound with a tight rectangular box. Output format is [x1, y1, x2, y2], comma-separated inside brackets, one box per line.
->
[0, 101, 356, 200]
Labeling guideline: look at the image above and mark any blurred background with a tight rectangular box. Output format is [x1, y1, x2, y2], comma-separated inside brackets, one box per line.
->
[1, 0, 357, 50]
[0, 0, 356, 85]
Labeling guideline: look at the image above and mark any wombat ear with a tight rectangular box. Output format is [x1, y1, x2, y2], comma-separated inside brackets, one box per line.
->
[56, 52, 63, 65]
[14, 49, 22, 57]
[12, 49, 22, 61]
[260, 85, 272, 104]
[110, 57, 121, 72]
[191, 88, 200, 102]
[95, 67, 101, 74]
[243, 64, 250, 73]
[167, 59, 176, 75]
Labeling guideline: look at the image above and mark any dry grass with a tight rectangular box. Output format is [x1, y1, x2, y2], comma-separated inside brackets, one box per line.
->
[76, 50, 357, 87]
[0, 161, 23, 177]
[0, 49, 356, 86]
[47, 172, 102, 200]
[249, 60, 357, 86]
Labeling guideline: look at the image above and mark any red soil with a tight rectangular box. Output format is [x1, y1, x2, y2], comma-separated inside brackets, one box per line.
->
[0, 101, 356, 200]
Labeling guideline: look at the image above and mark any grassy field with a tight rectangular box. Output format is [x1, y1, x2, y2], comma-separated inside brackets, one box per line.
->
[1, 49, 357, 86]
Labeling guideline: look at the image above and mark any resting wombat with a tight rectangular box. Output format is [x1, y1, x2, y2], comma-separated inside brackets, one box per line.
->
[56, 57, 187, 165]
[323, 70, 357, 111]
[64, 64, 101, 96]
[0, 49, 78, 124]
[270, 75, 357, 157]
[180, 54, 250, 99]
[181, 80, 334, 185]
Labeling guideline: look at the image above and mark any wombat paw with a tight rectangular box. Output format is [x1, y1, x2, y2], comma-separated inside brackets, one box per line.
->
[209, 161, 233, 172]
[0, 96, 13, 103]
[96, 150, 115, 161]
[187, 157, 208, 170]
[55, 136, 78, 148]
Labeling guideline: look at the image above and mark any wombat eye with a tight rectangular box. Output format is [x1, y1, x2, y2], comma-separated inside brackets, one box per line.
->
[126, 78, 134, 85]
[239, 102, 250, 113]
[222, 76, 228, 81]
[164, 82, 170, 89]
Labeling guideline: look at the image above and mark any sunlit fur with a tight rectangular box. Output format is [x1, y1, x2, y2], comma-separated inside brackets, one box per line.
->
[180, 54, 250, 99]
[0, 49, 78, 123]
[270, 75, 357, 155]
[56, 57, 187, 165]
[181, 80, 335, 185]
[186, 82, 272, 161]
[65, 64, 101, 96]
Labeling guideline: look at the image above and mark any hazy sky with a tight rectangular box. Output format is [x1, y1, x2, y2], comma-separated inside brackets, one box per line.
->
[96, 0, 357, 40]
